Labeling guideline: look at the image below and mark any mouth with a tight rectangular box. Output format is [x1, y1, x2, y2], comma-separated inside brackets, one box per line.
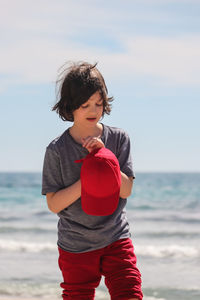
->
[86, 118, 97, 122]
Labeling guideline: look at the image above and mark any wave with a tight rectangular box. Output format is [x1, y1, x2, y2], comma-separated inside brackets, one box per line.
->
[0, 239, 56, 252]
[137, 231, 200, 239]
[0, 280, 167, 300]
[135, 244, 200, 258]
[129, 213, 200, 224]
[0, 239, 199, 259]
[143, 287, 200, 300]
[0, 226, 56, 234]
[0, 281, 60, 299]
[144, 297, 165, 300]
[0, 282, 199, 300]
[0, 216, 21, 222]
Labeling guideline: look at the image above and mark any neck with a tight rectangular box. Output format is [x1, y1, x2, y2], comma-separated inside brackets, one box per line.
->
[69, 122, 103, 144]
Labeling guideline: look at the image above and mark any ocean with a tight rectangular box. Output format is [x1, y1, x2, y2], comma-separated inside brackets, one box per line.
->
[0, 172, 199, 300]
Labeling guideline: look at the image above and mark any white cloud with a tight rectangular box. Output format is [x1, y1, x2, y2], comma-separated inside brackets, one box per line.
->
[0, 0, 200, 90]
[117, 35, 200, 85]
[1, 34, 200, 88]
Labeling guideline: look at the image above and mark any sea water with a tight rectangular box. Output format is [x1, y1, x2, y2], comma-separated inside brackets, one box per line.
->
[0, 172, 200, 300]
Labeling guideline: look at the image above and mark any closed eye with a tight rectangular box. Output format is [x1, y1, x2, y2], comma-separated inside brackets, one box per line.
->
[81, 101, 103, 109]
[81, 104, 89, 108]
[96, 99, 103, 106]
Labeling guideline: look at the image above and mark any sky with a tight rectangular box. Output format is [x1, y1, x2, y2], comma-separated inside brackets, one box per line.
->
[0, 0, 200, 172]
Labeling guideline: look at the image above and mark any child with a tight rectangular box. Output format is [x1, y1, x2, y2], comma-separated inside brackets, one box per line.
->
[42, 61, 143, 300]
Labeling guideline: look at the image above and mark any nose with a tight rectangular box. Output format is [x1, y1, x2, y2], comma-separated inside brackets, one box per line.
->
[89, 104, 97, 113]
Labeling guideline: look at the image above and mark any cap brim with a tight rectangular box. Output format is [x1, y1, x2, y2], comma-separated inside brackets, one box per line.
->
[81, 188, 120, 216]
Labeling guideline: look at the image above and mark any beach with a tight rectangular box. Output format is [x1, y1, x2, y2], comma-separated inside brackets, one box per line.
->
[0, 172, 200, 300]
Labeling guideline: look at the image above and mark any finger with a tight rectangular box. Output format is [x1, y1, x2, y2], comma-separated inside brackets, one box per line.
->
[82, 136, 92, 147]
[82, 136, 91, 143]
[84, 137, 98, 146]
[84, 139, 97, 149]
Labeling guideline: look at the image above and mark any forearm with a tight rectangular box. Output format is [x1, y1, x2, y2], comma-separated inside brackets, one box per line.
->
[120, 171, 133, 199]
[46, 180, 81, 214]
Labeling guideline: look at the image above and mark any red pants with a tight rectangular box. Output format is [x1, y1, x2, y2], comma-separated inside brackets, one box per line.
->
[58, 238, 143, 300]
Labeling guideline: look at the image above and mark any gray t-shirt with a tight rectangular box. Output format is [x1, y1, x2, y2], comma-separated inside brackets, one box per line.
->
[42, 123, 135, 253]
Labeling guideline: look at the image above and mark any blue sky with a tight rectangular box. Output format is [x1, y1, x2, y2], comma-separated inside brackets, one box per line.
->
[0, 0, 200, 172]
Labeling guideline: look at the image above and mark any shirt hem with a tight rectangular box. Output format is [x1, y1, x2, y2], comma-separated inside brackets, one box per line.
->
[57, 233, 131, 253]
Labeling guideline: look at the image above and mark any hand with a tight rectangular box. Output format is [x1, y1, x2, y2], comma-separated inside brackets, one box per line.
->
[82, 136, 105, 153]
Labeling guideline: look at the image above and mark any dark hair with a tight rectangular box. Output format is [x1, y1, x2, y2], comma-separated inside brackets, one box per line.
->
[52, 61, 113, 121]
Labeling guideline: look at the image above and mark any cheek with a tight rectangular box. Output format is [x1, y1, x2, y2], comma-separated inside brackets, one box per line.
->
[73, 110, 84, 121]
[98, 106, 104, 115]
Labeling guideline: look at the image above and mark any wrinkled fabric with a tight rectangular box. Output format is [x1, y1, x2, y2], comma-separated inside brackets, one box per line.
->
[58, 238, 143, 300]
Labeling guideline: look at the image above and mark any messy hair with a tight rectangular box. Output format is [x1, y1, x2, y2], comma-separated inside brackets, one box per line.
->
[52, 61, 113, 121]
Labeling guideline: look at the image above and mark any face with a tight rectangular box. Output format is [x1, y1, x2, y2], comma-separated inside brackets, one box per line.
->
[73, 91, 103, 127]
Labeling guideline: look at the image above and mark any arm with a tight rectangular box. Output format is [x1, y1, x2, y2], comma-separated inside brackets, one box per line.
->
[120, 172, 134, 199]
[46, 179, 81, 214]
[42, 147, 81, 214]
[44, 137, 104, 214]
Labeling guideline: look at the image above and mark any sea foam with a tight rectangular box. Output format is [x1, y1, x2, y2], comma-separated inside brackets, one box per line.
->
[135, 244, 200, 258]
[0, 239, 56, 252]
[0, 239, 199, 258]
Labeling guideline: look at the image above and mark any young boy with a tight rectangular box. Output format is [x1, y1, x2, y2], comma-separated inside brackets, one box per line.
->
[42, 61, 143, 300]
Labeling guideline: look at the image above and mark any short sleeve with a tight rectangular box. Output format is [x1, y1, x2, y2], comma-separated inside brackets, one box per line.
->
[117, 131, 135, 179]
[41, 147, 64, 195]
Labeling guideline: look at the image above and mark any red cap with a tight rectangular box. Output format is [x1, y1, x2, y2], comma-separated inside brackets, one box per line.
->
[75, 147, 121, 216]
